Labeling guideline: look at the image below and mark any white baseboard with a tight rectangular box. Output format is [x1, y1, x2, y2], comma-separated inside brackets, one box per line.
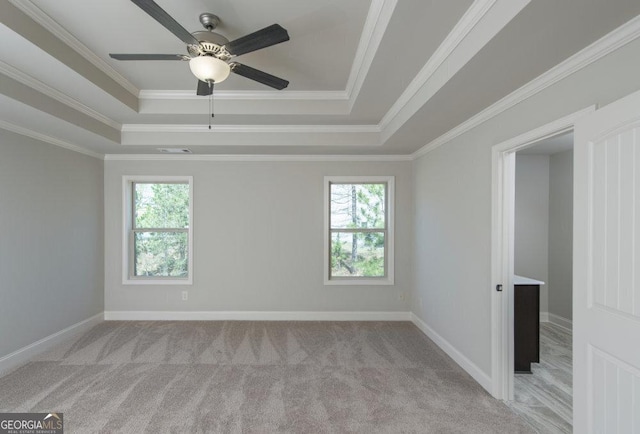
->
[0, 312, 104, 377]
[104, 310, 411, 321]
[541, 312, 572, 332]
[410, 313, 492, 394]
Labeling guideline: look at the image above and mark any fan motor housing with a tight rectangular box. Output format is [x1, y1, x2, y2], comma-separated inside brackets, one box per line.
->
[188, 31, 230, 58]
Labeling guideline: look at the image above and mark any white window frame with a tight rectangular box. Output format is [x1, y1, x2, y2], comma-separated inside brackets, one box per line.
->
[324, 176, 395, 285]
[122, 175, 193, 285]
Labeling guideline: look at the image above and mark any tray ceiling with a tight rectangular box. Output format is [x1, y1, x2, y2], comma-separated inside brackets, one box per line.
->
[0, 0, 639, 156]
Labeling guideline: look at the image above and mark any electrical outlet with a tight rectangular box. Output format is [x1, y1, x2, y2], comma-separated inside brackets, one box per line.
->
[399, 292, 406, 301]
[181, 291, 188, 301]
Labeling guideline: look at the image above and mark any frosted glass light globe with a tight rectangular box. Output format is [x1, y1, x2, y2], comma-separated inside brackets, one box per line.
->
[189, 56, 231, 83]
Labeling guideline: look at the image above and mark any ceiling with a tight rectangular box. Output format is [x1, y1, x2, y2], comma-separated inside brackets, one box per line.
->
[519, 132, 574, 156]
[0, 0, 639, 156]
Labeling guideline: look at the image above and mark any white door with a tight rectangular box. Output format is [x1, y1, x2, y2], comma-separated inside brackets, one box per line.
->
[574, 89, 640, 433]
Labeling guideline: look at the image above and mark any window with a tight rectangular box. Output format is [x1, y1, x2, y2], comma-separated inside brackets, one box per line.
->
[123, 176, 193, 284]
[324, 176, 394, 285]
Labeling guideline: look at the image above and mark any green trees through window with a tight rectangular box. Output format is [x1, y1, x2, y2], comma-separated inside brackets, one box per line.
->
[330, 183, 386, 278]
[133, 182, 190, 278]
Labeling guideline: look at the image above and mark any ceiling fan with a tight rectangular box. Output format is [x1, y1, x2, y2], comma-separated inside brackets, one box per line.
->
[109, 0, 290, 96]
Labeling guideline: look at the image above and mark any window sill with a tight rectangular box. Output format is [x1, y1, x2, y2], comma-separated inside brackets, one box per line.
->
[324, 277, 394, 286]
[123, 278, 193, 286]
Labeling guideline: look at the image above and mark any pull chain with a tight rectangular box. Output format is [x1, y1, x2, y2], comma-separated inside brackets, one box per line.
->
[208, 81, 214, 130]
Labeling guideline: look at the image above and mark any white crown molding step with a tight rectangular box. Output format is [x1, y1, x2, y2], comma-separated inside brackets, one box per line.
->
[11, 0, 395, 113]
[4, 4, 640, 162]
[138, 95, 353, 116]
[120, 131, 382, 147]
[345, 0, 398, 108]
[0, 60, 122, 131]
[380, 0, 530, 143]
[139, 90, 349, 101]
[104, 154, 412, 162]
[379, 0, 497, 130]
[8, 0, 139, 97]
[121, 124, 380, 134]
[0, 313, 104, 376]
[412, 13, 640, 159]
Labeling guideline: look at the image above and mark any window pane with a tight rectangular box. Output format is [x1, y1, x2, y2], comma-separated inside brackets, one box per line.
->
[134, 183, 189, 229]
[330, 231, 385, 277]
[134, 231, 188, 277]
[330, 183, 385, 229]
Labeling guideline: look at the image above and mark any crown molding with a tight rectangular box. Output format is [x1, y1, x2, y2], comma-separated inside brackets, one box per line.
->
[4, 0, 396, 119]
[0, 60, 122, 130]
[139, 90, 348, 101]
[136, 0, 398, 109]
[8, 0, 139, 97]
[9, 0, 393, 109]
[411, 13, 640, 159]
[0, 120, 104, 159]
[345, 0, 398, 107]
[121, 124, 380, 134]
[104, 153, 411, 162]
[379, 0, 498, 132]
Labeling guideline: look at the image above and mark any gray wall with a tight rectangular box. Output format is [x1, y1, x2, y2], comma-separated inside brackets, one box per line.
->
[514, 155, 550, 313]
[104, 159, 412, 313]
[412, 36, 640, 376]
[548, 150, 573, 320]
[0, 130, 104, 358]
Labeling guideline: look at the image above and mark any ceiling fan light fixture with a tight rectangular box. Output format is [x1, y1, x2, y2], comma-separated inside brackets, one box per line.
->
[189, 56, 230, 83]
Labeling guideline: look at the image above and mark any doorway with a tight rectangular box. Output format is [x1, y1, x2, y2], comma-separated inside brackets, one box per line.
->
[489, 107, 595, 407]
[507, 132, 574, 433]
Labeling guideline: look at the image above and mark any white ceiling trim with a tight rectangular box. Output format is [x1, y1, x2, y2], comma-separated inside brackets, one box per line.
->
[139, 90, 348, 101]
[138, 93, 351, 115]
[379, 0, 497, 130]
[10, 0, 395, 112]
[411, 13, 640, 159]
[104, 153, 411, 162]
[120, 131, 381, 147]
[0, 60, 122, 130]
[344, 0, 398, 107]
[122, 124, 380, 133]
[0, 119, 103, 159]
[9, 0, 139, 97]
[379, 0, 531, 143]
[138, 0, 396, 115]
[137, 89, 351, 115]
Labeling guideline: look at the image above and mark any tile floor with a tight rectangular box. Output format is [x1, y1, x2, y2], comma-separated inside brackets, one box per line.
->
[508, 322, 573, 433]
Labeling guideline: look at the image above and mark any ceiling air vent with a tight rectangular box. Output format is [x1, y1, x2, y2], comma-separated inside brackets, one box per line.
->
[157, 148, 192, 154]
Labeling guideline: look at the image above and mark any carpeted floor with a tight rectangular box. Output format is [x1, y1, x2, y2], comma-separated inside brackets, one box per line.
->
[0, 321, 532, 433]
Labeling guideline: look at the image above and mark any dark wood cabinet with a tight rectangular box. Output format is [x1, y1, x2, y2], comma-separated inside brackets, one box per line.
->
[514, 284, 540, 373]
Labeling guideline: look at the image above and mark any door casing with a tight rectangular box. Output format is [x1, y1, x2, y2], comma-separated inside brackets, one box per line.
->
[490, 106, 595, 400]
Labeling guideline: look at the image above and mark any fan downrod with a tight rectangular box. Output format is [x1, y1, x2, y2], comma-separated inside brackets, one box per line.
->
[199, 13, 220, 31]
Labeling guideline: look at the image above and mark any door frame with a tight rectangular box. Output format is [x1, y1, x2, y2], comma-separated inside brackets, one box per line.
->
[490, 106, 595, 400]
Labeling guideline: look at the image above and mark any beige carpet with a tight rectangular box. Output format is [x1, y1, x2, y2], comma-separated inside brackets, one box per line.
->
[0, 321, 532, 433]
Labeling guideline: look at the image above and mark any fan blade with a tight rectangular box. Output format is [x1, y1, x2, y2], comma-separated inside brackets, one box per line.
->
[110, 54, 188, 61]
[231, 63, 289, 90]
[130, 0, 200, 45]
[225, 24, 289, 57]
[197, 80, 213, 96]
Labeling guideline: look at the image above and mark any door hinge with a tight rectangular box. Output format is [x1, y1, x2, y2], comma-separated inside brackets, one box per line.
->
[496, 284, 503, 292]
